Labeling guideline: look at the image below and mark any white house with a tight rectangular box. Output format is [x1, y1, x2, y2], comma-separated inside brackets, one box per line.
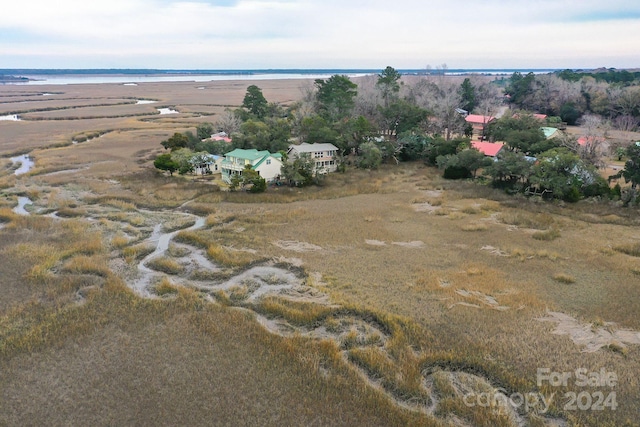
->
[221, 149, 283, 184]
[287, 142, 339, 173]
[190, 153, 222, 175]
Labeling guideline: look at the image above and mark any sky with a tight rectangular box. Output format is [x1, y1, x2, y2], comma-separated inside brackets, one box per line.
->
[1, 0, 638, 70]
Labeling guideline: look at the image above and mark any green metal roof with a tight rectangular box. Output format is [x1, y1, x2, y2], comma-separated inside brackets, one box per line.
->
[224, 148, 281, 170]
[540, 127, 559, 139]
[224, 148, 271, 161]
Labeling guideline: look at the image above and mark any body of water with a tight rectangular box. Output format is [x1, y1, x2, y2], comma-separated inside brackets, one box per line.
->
[0, 68, 558, 86]
[11, 154, 35, 175]
[9, 73, 368, 86]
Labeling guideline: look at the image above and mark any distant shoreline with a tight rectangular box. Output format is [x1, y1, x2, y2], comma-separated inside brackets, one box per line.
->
[0, 68, 560, 77]
[0, 68, 561, 86]
[2, 67, 632, 86]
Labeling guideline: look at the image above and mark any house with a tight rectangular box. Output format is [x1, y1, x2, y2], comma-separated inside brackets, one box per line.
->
[465, 114, 496, 137]
[533, 113, 548, 121]
[191, 154, 222, 175]
[210, 131, 232, 143]
[471, 141, 504, 157]
[287, 142, 339, 174]
[577, 136, 605, 146]
[221, 148, 283, 184]
[540, 127, 561, 139]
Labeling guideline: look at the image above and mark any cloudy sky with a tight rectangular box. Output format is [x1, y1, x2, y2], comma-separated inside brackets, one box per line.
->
[1, 0, 638, 69]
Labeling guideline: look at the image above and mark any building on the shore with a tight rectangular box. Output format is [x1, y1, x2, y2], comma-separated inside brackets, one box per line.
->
[221, 149, 283, 183]
[287, 142, 339, 174]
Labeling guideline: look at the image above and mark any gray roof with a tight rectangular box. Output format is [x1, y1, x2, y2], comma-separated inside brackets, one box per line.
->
[288, 142, 339, 153]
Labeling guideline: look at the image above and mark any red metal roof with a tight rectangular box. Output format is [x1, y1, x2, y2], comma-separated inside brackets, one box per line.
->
[212, 136, 232, 143]
[577, 136, 605, 146]
[472, 141, 504, 157]
[465, 114, 495, 124]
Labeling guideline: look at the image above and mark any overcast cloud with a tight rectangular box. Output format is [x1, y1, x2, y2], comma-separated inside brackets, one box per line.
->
[1, 0, 638, 69]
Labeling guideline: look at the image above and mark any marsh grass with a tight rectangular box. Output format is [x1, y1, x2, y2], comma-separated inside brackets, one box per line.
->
[613, 242, 640, 257]
[110, 233, 130, 249]
[55, 207, 86, 218]
[461, 222, 488, 231]
[122, 243, 155, 263]
[531, 228, 561, 241]
[255, 297, 333, 327]
[498, 210, 555, 229]
[174, 230, 210, 248]
[161, 216, 196, 233]
[166, 243, 190, 258]
[206, 243, 254, 267]
[553, 273, 576, 284]
[154, 277, 179, 296]
[61, 255, 110, 277]
[145, 257, 185, 275]
[3, 83, 640, 425]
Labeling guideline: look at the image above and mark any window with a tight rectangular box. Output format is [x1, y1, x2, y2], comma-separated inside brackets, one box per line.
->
[314, 152, 323, 158]
[266, 159, 271, 165]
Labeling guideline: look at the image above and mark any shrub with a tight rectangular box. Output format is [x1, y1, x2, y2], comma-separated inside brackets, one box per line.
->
[443, 166, 472, 180]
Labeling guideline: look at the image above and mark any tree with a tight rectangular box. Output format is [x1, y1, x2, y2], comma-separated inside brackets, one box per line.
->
[458, 78, 478, 112]
[241, 165, 267, 193]
[242, 85, 268, 118]
[153, 153, 179, 176]
[376, 66, 402, 107]
[215, 108, 243, 135]
[436, 148, 491, 179]
[484, 151, 533, 187]
[559, 102, 581, 125]
[161, 133, 189, 151]
[397, 133, 429, 161]
[196, 122, 214, 140]
[486, 114, 556, 155]
[315, 75, 358, 121]
[341, 115, 375, 154]
[506, 72, 536, 109]
[299, 114, 339, 145]
[530, 148, 606, 201]
[281, 153, 317, 187]
[424, 136, 463, 165]
[426, 82, 465, 141]
[358, 141, 382, 169]
[171, 148, 196, 175]
[610, 142, 640, 204]
[232, 119, 291, 153]
[378, 99, 428, 137]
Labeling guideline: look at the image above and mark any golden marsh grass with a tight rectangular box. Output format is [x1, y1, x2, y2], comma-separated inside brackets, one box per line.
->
[2, 79, 640, 426]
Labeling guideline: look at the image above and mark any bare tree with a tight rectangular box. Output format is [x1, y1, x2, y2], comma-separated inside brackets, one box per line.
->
[214, 108, 242, 135]
[354, 75, 382, 123]
[614, 115, 639, 132]
[578, 114, 608, 167]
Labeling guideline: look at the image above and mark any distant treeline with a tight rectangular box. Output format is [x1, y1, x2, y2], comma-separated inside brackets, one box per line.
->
[555, 68, 640, 84]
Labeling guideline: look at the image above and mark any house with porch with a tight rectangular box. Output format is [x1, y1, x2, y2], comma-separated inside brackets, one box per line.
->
[287, 142, 339, 174]
[221, 149, 283, 184]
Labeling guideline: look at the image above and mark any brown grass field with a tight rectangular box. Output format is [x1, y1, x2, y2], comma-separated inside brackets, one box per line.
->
[1, 78, 640, 427]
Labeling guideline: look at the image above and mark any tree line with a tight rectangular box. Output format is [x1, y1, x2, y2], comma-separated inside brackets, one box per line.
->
[152, 67, 640, 204]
